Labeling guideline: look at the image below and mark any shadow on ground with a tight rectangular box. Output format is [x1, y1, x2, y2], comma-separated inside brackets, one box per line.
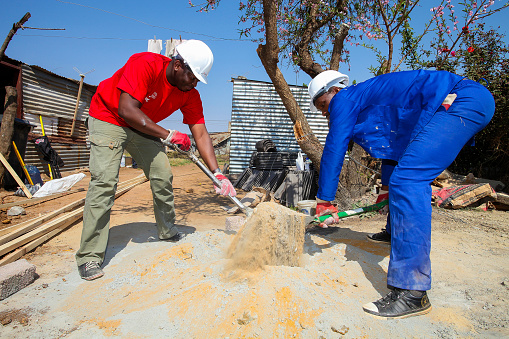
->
[103, 222, 196, 266]
[307, 226, 391, 296]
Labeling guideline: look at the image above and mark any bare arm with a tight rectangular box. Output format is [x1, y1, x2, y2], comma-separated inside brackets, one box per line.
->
[189, 123, 219, 172]
[118, 91, 169, 139]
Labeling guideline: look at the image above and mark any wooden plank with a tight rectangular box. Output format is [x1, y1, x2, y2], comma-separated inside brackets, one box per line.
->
[0, 152, 32, 199]
[495, 192, 509, 205]
[0, 173, 144, 210]
[0, 177, 147, 258]
[117, 173, 146, 188]
[0, 214, 81, 267]
[0, 176, 147, 242]
[0, 197, 86, 245]
[0, 188, 85, 211]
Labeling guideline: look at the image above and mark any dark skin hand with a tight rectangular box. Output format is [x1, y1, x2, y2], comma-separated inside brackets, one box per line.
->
[117, 58, 219, 172]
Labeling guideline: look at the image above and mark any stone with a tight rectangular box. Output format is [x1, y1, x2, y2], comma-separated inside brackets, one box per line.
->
[225, 216, 246, 232]
[7, 206, 26, 216]
[0, 259, 37, 300]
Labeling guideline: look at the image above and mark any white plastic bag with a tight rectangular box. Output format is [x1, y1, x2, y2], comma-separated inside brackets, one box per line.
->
[33, 173, 86, 198]
[296, 152, 305, 171]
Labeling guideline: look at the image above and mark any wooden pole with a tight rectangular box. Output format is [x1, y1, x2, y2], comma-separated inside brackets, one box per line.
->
[0, 12, 31, 61]
[70, 74, 85, 136]
[0, 152, 32, 198]
[12, 141, 33, 185]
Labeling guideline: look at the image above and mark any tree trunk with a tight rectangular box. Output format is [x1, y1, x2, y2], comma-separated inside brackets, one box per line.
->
[257, 0, 324, 171]
[0, 86, 17, 185]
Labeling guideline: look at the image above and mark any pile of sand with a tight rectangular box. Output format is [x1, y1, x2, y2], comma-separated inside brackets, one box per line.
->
[226, 202, 306, 274]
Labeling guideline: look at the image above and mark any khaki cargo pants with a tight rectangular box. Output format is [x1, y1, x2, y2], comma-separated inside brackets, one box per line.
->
[76, 117, 177, 266]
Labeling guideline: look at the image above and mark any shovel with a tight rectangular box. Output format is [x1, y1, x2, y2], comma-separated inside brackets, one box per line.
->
[169, 144, 254, 217]
[304, 200, 389, 227]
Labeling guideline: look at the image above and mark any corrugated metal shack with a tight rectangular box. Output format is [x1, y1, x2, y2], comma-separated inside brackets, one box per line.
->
[22, 64, 96, 174]
[1, 57, 96, 181]
[229, 77, 328, 175]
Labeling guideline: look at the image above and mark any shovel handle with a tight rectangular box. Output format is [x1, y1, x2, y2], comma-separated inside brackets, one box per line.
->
[169, 144, 247, 212]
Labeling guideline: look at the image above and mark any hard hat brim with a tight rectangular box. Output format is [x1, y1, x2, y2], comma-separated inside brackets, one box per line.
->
[193, 71, 207, 84]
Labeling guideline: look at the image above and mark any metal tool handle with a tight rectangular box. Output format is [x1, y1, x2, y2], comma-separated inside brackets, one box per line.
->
[169, 144, 247, 212]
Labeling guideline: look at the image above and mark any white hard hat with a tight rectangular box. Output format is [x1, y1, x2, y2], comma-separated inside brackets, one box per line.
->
[308, 70, 349, 111]
[175, 40, 214, 84]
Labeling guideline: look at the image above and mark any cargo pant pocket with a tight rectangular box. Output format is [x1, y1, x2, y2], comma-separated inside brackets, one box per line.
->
[88, 133, 124, 182]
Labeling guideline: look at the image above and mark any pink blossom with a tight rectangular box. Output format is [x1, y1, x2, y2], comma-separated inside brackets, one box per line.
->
[451, 51, 456, 56]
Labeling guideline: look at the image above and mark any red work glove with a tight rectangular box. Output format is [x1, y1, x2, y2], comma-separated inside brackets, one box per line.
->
[161, 129, 191, 151]
[315, 198, 339, 228]
[376, 189, 389, 215]
[214, 172, 237, 197]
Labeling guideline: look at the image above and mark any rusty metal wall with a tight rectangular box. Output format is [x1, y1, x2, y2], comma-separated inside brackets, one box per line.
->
[24, 142, 90, 175]
[21, 64, 94, 172]
[229, 77, 329, 174]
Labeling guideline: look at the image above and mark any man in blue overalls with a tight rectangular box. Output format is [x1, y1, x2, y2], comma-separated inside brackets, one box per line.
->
[309, 69, 495, 318]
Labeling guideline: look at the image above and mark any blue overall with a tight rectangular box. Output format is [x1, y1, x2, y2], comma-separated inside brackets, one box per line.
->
[317, 70, 495, 291]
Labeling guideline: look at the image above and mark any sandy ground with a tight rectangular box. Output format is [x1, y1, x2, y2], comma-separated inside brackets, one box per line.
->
[0, 164, 508, 338]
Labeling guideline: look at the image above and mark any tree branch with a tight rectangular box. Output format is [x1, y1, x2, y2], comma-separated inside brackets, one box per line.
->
[330, 23, 349, 70]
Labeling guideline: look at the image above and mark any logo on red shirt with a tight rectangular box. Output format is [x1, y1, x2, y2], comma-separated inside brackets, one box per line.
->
[145, 92, 158, 102]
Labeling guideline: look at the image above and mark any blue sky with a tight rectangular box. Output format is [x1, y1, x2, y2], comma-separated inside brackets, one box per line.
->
[2, 0, 507, 132]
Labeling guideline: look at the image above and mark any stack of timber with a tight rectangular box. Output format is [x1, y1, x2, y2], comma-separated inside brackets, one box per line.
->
[0, 174, 147, 266]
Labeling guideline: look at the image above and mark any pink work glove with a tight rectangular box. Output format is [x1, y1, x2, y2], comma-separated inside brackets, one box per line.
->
[375, 189, 389, 215]
[214, 172, 237, 197]
[161, 129, 191, 151]
[315, 198, 339, 228]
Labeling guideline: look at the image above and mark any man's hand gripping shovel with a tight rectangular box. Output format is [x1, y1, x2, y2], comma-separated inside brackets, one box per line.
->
[168, 144, 254, 217]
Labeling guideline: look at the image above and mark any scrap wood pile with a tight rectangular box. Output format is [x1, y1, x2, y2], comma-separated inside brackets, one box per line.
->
[432, 169, 509, 210]
[0, 174, 147, 267]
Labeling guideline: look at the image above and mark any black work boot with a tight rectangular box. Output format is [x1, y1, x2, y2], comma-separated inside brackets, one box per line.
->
[367, 228, 391, 244]
[363, 288, 432, 319]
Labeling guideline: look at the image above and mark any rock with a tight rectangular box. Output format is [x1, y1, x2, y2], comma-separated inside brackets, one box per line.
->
[237, 310, 256, 325]
[7, 206, 26, 216]
[0, 259, 37, 300]
[502, 280, 509, 289]
[225, 216, 246, 232]
[331, 325, 349, 335]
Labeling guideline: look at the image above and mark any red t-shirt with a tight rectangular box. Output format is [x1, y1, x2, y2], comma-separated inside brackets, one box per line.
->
[89, 52, 204, 127]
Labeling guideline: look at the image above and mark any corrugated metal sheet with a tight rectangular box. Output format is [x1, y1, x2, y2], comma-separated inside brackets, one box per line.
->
[21, 64, 95, 171]
[25, 142, 90, 175]
[229, 77, 329, 174]
[22, 64, 94, 138]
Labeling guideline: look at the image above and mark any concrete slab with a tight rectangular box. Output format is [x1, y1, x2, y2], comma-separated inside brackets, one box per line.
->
[0, 259, 37, 300]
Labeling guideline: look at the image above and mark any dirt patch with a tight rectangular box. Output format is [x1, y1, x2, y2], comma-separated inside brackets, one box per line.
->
[0, 164, 508, 337]
[0, 307, 34, 326]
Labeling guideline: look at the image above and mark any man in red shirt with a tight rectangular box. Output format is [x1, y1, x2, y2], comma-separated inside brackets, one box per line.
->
[76, 40, 236, 281]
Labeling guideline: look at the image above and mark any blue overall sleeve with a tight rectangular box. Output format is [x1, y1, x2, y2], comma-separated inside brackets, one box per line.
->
[317, 95, 360, 201]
